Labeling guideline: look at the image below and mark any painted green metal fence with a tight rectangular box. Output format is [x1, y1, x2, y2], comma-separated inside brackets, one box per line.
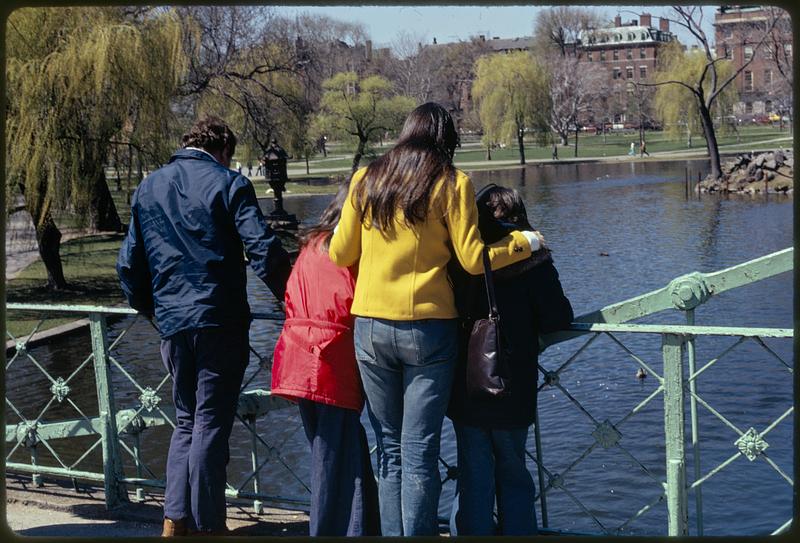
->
[4, 247, 793, 535]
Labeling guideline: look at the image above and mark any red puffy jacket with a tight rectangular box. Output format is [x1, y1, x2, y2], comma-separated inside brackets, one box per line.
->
[270, 236, 363, 412]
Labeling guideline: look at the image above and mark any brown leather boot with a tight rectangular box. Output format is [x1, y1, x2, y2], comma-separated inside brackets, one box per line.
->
[161, 517, 187, 537]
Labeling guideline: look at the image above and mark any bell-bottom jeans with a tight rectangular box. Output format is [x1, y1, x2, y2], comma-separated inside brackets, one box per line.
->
[354, 317, 457, 537]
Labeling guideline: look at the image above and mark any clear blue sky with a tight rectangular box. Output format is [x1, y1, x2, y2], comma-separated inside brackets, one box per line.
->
[275, 4, 718, 48]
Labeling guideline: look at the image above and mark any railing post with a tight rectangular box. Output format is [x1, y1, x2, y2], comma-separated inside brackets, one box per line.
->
[249, 415, 264, 514]
[662, 333, 688, 536]
[89, 313, 129, 508]
[685, 310, 704, 535]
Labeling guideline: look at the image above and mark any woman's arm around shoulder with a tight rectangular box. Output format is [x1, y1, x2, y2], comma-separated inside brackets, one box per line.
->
[444, 170, 533, 275]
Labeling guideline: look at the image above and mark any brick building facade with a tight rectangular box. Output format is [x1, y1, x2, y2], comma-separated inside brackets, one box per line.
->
[714, 5, 793, 119]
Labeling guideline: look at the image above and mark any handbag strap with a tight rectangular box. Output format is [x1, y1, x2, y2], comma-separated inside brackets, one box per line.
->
[481, 248, 500, 320]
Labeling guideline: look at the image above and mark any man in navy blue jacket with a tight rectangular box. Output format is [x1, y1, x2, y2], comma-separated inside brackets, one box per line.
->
[117, 116, 290, 536]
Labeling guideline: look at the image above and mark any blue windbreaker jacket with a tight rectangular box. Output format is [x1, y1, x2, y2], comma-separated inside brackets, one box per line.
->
[116, 148, 291, 338]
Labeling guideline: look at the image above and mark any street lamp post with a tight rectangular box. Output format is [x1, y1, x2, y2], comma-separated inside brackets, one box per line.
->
[263, 139, 299, 230]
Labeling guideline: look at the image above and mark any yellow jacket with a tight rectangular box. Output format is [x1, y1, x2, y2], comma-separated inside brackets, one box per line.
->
[329, 167, 532, 320]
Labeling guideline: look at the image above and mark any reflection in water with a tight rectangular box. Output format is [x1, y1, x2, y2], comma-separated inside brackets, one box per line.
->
[7, 158, 792, 535]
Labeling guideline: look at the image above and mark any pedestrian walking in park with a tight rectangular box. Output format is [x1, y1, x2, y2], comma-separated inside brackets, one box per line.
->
[447, 185, 573, 536]
[329, 102, 544, 536]
[552, 142, 559, 161]
[271, 184, 380, 536]
[117, 116, 291, 537]
[247, 160, 252, 176]
[629, 141, 636, 156]
[640, 140, 650, 157]
[235, 160, 242, 173]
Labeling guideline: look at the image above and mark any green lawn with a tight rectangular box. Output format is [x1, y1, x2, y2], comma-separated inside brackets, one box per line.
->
[6, 234, 127, 338]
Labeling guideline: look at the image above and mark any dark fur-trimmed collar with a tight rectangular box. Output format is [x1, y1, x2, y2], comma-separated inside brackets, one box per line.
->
[493, 248, 553, 280]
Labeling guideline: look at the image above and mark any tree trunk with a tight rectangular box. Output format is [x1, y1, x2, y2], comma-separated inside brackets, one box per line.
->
[351, 137, 367, 174]
[126, 145, 134, 205]
[698, 101, 722, 179]
[486, 143, 492, 161]
[517, 126, 526, 165]
[305, 154, 310, 175]
[36, 212, 67, 290]
[574, 126, 579, 158]
[89, 169, 123, 232]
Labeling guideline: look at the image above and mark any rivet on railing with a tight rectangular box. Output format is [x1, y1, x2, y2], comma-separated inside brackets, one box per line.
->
[139, 387, 161, 412]
[734, 427, 769, 461]
[592, 419, 622, 449]
[50, 377, 71, 403]
[16, 342, 26, 356]
[668, 273, 711, 311]
[549, 472, 565, 489]
[543, 370, 560, 387]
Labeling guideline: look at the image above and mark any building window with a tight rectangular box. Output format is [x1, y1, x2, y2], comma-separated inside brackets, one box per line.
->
[744, 46, 753, 62]
[764, 69, 773, 87]
[613, 49, 619, 60]
[640, 66, 647, 78]
[640, 47, 646, 58]
[724, 45, 732, 59]
[626, 66, 634, 79]
[765, 99, 773, 113]
[600, 50, 606, 61]
[724, 26, 732, 38]
[784, 44, 793, 57]
[764, 46, 774, 60]
[744, 70, 753, 92]
[745, 102, 753, 114]
[626, 48, 633, 59]
[587, 51, 593, 61]
[613, 67, 621, 80]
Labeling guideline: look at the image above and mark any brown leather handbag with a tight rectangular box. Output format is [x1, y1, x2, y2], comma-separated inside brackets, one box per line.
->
[466, 249, 511, 398]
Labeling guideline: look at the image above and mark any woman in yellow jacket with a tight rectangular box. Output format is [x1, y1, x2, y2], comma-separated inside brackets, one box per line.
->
[329, 102, 543, 536]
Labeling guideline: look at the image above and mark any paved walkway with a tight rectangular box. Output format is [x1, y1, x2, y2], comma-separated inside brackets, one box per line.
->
[4, 476, 309, 537]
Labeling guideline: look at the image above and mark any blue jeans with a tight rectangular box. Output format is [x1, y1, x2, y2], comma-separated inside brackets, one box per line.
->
[450, 423, 538, 536]
[298, 400, 380, 536]
[354, 317, 457, 536]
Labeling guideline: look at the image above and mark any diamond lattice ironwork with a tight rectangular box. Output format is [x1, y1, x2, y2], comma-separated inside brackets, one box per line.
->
[592, 419, 622, 449]
[49, 377, 71, 403]
[139, 387, 161, 412]
[734, 427, 769, 461]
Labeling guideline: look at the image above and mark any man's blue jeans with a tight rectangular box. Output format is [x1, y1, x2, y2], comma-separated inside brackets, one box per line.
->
[450, 423, 538, 536]
[354, 317, 457, 536]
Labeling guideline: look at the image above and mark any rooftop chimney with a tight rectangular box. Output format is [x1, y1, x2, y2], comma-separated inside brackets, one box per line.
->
[614, 15, 622, 27]
[659, 17, 670, 32]
[640, 13, 652, 28]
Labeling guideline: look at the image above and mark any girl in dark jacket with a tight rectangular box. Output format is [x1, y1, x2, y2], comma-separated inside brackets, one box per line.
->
[447, 185, 574, 536]
[271, 184, 380, 536]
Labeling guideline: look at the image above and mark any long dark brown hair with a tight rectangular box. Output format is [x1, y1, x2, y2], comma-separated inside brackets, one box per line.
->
[353, 102, 459, 233]
[299, 181, 350, 251]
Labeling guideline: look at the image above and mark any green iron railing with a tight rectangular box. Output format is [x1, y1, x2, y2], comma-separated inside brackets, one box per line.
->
[4, 247, 793, 535]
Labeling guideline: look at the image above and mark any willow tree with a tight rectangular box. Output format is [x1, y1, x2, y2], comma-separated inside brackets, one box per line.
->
[316, 72, 415, 173]
[6, 7, 186, 289]
[645, 6, 777, 179]
[473, 52, 549, 165]
[654, 42, 736, 150]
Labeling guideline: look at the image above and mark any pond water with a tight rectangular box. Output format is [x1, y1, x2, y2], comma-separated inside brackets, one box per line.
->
[6, 158, 793, 535]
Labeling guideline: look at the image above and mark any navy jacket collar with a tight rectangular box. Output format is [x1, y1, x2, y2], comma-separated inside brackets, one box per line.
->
[169, 148, 220, 164]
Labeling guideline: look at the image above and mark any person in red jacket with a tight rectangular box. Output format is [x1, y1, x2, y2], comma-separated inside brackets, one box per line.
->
[271, 184, 380, 536]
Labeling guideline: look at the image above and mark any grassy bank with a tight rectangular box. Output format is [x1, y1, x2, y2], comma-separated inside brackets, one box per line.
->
[6, 234, 126, 338]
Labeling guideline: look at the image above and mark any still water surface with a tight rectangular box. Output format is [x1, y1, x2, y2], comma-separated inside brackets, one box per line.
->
[6, 158, 792, 535]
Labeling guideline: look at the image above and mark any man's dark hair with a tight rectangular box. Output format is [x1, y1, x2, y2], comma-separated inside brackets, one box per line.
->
[482, 186, 533, 230]
[181, 116, 237, 155]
